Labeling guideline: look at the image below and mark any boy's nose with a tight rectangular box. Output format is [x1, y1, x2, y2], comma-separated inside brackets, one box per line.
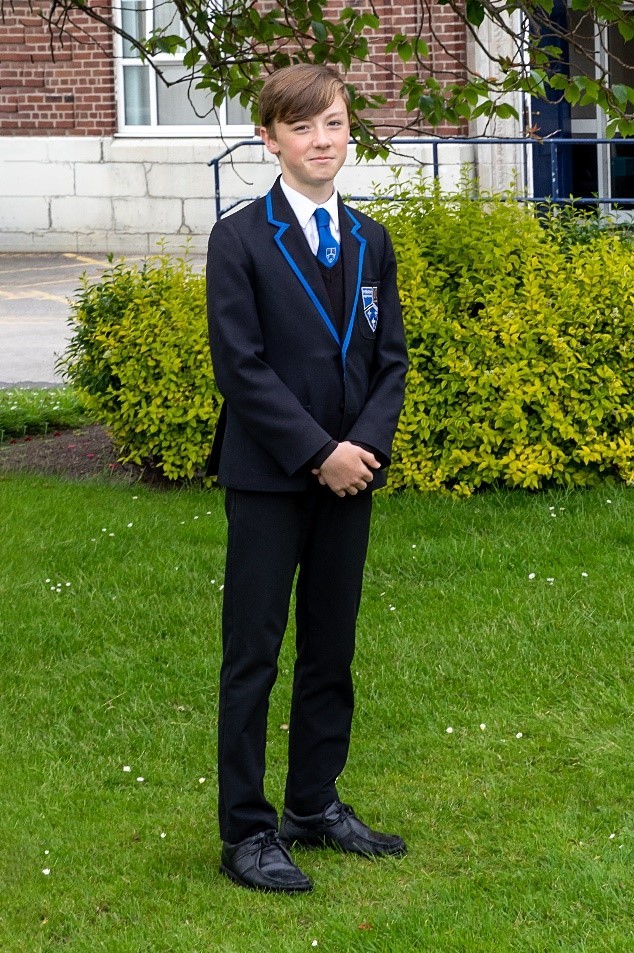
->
[312, 125, 330, 146]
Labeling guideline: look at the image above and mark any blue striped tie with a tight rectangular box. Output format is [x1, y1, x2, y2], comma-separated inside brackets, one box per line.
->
[314, 207, 340, 269]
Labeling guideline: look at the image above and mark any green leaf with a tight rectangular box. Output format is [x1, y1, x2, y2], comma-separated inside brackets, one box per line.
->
[398, 40, 413, 62]
[494, 102, 519, 120]
[548, 73, 569, 91]
[617, 18, 634, 41]
[357, 13, 380, 29]
[311, 19, 327, 42]
[612, 83, 630, 106]
[466, 0, 485, 27]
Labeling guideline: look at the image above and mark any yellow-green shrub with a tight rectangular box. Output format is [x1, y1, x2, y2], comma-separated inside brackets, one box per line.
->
[61, 189, 634, 492]
[61, 253, 220, 480]
[366, 178, 634, 494]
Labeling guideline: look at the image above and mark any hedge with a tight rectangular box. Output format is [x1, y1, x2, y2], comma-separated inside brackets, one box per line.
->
[366, 178, 634, 493]
[60, 183, 634, 492]
[61, 253, 221, 480]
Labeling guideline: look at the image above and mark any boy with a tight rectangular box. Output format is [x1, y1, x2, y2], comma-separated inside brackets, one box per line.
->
[206, 63, 408, 893]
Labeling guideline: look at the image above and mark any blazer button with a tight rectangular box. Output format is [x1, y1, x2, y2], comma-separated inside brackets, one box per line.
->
[339, 402, 345, 411]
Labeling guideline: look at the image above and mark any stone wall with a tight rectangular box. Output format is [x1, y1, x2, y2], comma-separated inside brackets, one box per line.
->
[0, 136, 475, 254]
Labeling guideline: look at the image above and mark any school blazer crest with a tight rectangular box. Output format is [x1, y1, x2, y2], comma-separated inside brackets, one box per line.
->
[206, 176, 408, 492]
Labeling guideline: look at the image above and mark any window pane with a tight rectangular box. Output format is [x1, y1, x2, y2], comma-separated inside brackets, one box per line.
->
[156, 64, 219, 125]
[124, 66, 151, 125]
[153, 0, 181, 36]
[121, 0, 147, 58]
[608, 22, 634, 117]
[226, 96, 252, 125]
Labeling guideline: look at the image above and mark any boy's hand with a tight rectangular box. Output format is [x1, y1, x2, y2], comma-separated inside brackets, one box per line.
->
[312, 441, 380, 497]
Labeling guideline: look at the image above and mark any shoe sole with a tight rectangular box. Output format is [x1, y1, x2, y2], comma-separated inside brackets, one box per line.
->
[219, 864, 313, 893]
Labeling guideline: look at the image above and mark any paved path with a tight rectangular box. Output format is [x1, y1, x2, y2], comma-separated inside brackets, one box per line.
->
[0, 252, 121, 387]
[0, 252, 203, 387]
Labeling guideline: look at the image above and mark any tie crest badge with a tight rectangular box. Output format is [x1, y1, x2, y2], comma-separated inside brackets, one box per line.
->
[326, 247, 337, 265]
[361, 286, 379, 332]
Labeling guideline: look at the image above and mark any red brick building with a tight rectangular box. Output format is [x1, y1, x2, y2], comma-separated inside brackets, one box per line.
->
[2, 1, 628, 251]
[1, 1, 468, 137]
[0, 2, 116, 135]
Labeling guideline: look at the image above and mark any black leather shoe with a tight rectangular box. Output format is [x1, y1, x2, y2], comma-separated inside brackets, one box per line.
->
[220, 830, 313, 893]
[280, 801, 407, 857]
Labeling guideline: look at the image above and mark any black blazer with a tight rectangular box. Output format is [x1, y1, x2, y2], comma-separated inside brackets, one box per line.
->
[206, 177, 408, 492]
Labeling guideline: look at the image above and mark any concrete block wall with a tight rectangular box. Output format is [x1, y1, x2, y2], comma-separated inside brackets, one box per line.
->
[0, 136, 475, 254]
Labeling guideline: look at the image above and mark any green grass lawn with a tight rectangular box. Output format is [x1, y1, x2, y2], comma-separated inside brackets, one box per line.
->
[1, 475, 633, 952]
[0, 387, 89, 440]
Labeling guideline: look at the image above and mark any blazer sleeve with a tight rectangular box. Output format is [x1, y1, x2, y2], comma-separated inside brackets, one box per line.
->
[207, 217, 333, 477]
[345, 225, 408, 461]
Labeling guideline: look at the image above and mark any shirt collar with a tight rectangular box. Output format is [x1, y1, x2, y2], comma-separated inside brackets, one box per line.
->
[279, 177, 340, 231]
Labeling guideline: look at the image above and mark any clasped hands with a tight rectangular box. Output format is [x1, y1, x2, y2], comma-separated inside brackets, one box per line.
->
[311, 441, 380, 498]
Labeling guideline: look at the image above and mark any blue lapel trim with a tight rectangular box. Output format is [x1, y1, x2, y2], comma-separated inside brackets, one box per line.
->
[341, 206, 366, 370]
[265, 190, 366, 377]
[266, 191, 340, 348]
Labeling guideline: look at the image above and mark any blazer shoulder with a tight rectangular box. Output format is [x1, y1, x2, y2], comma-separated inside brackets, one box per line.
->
[209, 195, 268, 240]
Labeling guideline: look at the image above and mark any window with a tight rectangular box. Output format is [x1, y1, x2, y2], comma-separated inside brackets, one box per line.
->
[116, 0, 253, 135]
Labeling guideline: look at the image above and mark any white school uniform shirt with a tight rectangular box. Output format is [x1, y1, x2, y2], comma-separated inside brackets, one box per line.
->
[279, 178, 341, 256]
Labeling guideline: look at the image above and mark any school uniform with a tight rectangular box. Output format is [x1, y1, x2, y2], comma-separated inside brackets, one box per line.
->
[207, 175, 407, 845]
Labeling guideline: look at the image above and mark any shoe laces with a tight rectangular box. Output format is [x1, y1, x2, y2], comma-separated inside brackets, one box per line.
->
[331, 801, 356, 822]
[259, 829, 292, 863]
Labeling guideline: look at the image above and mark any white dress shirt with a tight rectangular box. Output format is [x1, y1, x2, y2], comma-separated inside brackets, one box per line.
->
[279, 178, 341, 256]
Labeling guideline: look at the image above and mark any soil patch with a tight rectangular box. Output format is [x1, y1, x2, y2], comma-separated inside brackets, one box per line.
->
[0, 424, 145, 482]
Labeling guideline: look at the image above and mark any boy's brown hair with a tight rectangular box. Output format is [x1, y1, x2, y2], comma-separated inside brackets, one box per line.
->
[259, 63, 351, 130]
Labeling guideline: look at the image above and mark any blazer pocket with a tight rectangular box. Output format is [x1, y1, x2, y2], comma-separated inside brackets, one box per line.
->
[357, 280, 380, 340]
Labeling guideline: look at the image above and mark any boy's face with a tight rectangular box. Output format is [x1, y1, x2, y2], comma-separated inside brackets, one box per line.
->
[260, 92, 350, 203]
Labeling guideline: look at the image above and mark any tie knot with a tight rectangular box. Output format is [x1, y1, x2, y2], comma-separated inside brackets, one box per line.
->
[314, 207, 331, 229]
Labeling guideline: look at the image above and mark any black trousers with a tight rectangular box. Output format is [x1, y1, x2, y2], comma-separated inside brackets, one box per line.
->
[218, 486, 373, 844]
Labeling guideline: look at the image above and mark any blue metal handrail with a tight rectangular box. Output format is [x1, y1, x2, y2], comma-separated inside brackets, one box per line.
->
[208, 136, 634, 220]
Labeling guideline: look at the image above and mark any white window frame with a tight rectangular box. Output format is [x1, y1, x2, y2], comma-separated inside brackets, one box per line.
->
[567, 2, 634, 211]
[113, 0, 255, 138]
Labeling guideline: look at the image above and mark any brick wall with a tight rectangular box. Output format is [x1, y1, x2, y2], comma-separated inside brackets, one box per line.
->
[343, 0, 468, 136]
[0, 0, 468, 137]
[0, 0, 116, 135]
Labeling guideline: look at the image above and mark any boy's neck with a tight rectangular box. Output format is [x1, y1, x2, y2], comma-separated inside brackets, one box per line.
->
[280, 173, 336, 206]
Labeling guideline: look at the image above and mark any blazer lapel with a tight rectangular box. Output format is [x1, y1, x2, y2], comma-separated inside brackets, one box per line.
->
[339, 198, 366, 367]
[266, 179, 339, 346]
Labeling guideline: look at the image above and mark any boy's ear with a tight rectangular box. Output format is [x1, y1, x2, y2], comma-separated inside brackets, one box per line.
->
[260, 125, 280, 155]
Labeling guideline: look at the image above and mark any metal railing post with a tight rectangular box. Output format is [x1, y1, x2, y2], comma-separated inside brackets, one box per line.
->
[208, 137, 634, 219]
[550, 141, 559, 201]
